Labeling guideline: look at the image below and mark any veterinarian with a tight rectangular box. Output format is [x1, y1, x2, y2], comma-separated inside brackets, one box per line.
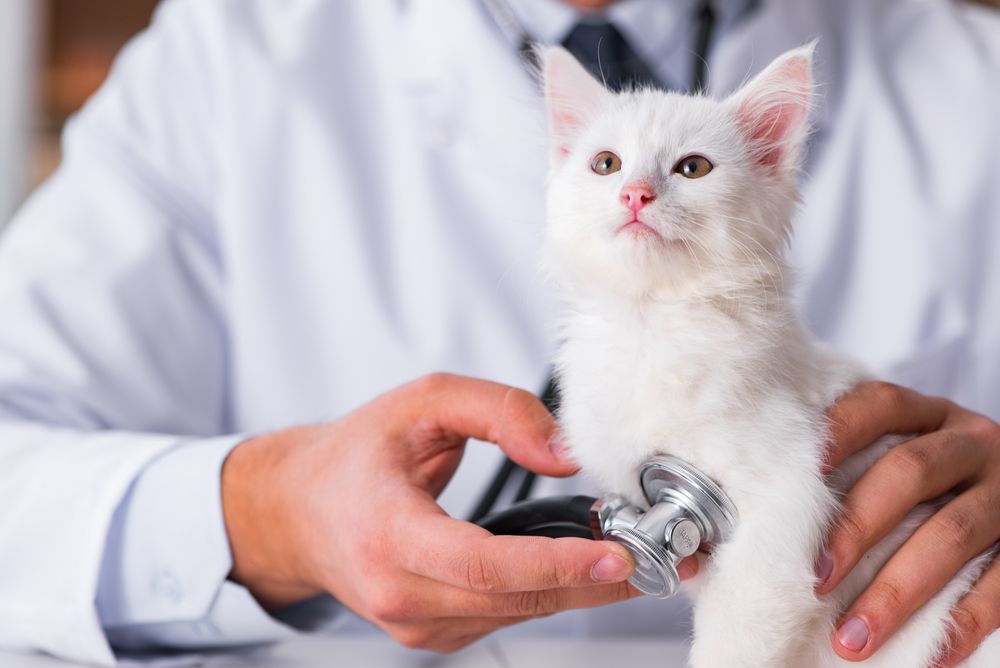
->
[1, 0, 999, 666]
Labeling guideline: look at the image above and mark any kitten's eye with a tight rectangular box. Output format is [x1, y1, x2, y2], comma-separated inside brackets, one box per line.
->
[674, 155, 714, 179]
[591, 151, 622, 176]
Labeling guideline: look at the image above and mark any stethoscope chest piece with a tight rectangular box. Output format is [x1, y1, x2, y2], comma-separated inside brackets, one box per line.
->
[592, 455, 738, 598]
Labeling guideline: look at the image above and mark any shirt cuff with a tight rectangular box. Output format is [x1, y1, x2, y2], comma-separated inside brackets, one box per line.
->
[95, 434, 339, 651]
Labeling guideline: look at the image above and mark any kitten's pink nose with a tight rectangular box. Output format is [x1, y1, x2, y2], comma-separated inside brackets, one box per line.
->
[621, 183, 656, 212]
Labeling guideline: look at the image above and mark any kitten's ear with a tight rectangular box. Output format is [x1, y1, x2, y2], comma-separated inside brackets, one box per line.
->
[726, 42, 816, 172]
[541, 46, 610, 162]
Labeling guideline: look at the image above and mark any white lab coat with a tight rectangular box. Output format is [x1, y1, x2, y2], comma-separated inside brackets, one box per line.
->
[1, 0, 999, 665]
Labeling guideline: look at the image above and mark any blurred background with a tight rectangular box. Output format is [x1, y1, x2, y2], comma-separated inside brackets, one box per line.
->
[0, 0, 998, 229]
[0, 0, 158, 227]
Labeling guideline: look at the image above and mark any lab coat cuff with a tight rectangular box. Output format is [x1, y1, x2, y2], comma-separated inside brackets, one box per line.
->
[96, 433, 344, 655]
[96, 434, 246, 629]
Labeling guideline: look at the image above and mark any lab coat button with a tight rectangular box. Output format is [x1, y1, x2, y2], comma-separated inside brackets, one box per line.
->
[151, 569, 183, 603]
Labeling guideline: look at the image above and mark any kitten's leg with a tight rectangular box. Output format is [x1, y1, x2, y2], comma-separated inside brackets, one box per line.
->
[687, 485, 833, 668]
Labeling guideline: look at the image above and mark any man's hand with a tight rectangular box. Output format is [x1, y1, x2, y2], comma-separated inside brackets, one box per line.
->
[221, 373, 675, 652]
[816, 381, 1000, 665]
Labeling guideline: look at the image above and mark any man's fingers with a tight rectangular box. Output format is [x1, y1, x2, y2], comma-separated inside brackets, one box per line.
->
[818, 431, 988, 593]
[398, 373, 577, 477]
[401, 511, 635, 593]
[824, 382, 950, 470]
[831, 491, 1000, 661]
[932, 552, 1000, 667]
[370, 570, 640, 624]
[459, 578, 638, 618]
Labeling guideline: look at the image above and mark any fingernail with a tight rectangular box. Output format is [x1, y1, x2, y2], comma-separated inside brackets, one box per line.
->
[592, 554, 632, 582]
[814, 550, 833, 586]
[677, 558, 698, 580]
[835, 616, 870, 652]
[549, 434, 575, 464]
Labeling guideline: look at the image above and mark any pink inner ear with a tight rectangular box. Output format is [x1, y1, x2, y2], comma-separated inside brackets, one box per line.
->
[544, 48, 608, 155]
[548, 99, 589, 157]
[736, 57, 810, 168]
[552, 109, 582, 135]
[740, 101, 807, 167]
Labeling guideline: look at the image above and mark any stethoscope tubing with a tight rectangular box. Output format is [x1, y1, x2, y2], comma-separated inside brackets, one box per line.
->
[475, 494, 598, 539]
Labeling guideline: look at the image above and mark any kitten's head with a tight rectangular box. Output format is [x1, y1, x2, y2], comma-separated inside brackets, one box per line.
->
[541, 44, 815, 299]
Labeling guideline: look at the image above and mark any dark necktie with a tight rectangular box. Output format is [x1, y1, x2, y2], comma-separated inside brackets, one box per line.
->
[559, 0, 717, 93]
[561, 21, 661, 91]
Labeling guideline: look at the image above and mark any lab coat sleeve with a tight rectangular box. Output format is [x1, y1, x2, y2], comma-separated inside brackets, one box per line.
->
[95, 436, 300, 652]
[94, 437, 344, 653]
[0, 0, 314, 664]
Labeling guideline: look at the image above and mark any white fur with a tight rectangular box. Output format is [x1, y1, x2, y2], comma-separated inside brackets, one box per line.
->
[541, 44, 997, 667]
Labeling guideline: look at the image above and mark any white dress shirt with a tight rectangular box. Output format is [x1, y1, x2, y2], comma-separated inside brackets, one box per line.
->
[1, 0, 999, 665]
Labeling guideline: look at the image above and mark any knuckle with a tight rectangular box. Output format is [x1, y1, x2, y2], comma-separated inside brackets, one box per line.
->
[826, 410, 856, 450]
[513, 590, 541, 616]
[463, 550, 506, 592]
[968, 415, 1000, 446]
[835, 506, 870, 547]
[887, 444, 936, 483]
[501, 386, 545, 427]
[870, 381, 905, 411]
[390, 626, 435, 650]
[506, 387, 539, 413]
[868, 577, 908, 613]
[514, 589, 555, 617]
[551, 560, 577, 589]
[951, 604, 989, 642]
[533, 549, 573, 589]
[368, 588, 411, 624]
[937, 428, 963, 453]
[597, 581, 635, 604]
[930, 508, 978, 551]
[414, 372, 455, 396]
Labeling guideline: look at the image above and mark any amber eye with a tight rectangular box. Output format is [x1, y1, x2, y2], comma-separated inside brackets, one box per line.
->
[674, 155, 714, 179]
[591, 151, 622, 176]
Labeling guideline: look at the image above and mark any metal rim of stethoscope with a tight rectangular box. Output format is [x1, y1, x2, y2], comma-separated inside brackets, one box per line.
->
[475, 452, 740, 597]
[639, 454, 738, 549]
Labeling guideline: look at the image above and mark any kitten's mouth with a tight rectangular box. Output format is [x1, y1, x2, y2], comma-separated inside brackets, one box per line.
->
[617, 218, 663, 240]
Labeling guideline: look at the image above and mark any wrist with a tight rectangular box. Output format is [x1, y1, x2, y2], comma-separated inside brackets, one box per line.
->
[221, 428, 325, 609]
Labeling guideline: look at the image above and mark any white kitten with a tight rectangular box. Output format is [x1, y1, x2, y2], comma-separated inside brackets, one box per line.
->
[541, 44, 998, 667]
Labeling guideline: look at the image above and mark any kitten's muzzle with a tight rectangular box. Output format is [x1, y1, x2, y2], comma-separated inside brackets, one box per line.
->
[476, 455, 738, 598]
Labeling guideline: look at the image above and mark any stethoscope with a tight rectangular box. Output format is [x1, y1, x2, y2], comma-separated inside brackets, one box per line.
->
[468, 2, 733, 599]
[477, 452, 739, 598]
[468, 377, 739, 600]
[468, 374, 739, 599]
